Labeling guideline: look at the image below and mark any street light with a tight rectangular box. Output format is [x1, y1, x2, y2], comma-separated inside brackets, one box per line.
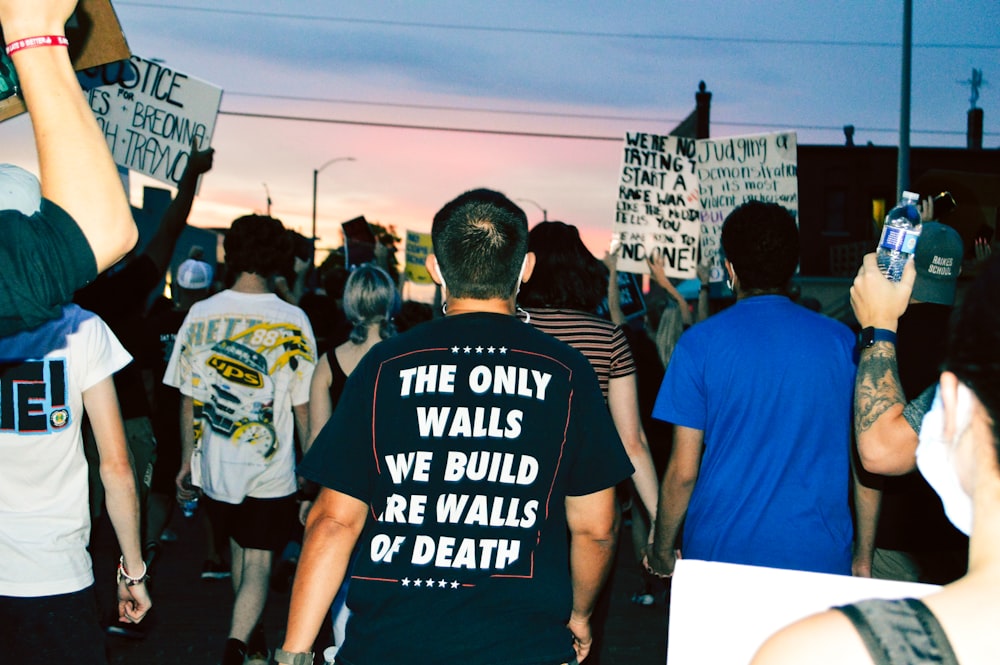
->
[311, 156, 356, 253]
[262, 182, 271, 216]
[517, 198, 548, 222]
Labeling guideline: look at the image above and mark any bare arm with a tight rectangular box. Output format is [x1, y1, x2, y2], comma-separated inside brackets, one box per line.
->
[140, 144, 214, 274]
[648, 257, 692, 327]
[751, 609, 871, 665]
[565, 486, 620, 663]
[2, 0, 137, 272]
[645, 425, 703, 577]
[854, 342, 918, 474]
[282, 487, 368, 653]
[850, 253, 919, 475]
[306, 353, 334, 449]
[607, 374, 658, 521]
[850, 446, 881, 578]
[83, 376, 151, 623]
[293, 402, 311, 455]
[175, 394, 197, 498]
[695, 262, 710, 324]
[602, 252, 625, 326]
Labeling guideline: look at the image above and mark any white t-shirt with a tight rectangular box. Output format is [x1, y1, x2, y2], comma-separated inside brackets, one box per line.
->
[163, 290, 316, 503]
[0, 305, 131, 597]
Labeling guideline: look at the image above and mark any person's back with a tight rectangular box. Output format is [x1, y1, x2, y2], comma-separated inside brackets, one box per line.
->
[656, 294, 856, 571]
[647, 201, 860, 578]
[302, 311, 626, 663]
[284, 189, 632, 665]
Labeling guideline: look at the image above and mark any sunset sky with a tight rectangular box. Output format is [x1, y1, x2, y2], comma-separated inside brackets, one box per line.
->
[2, 1, 997, 266]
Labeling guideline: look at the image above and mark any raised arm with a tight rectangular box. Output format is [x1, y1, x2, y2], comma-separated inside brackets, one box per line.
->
[850, 254, 919, 474]
[2, 0, 137, 271]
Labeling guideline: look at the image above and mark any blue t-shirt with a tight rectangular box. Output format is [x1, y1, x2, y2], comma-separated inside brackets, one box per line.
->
[652, 296, 857, 574]
[300, 312, 633, 665]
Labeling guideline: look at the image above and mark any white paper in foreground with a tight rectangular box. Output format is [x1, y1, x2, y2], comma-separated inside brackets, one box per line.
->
[666, 559, 940, 665]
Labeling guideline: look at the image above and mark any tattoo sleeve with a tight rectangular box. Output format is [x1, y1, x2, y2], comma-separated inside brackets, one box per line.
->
[854, 341, 905, 435]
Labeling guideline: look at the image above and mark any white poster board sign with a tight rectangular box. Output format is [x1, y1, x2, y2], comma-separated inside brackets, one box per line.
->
[667, 559, 939, 665]
[696, 131, 798, 283]
[613, 132, 700, 278]
[80, 54, 223, 187]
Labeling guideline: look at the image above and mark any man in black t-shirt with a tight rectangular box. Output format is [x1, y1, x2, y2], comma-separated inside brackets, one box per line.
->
[281, 189, 633, 665]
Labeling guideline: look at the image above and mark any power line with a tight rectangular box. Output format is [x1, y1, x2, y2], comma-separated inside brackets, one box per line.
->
[116, 2, 1000, 50]
[218, 109, 996, 141]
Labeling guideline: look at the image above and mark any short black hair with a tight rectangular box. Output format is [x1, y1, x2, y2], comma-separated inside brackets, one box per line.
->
[224, 214, 294, 279]
[518, 221, 607, 312]
[431, 188, 529, 300]
[720, 201, 799, 292]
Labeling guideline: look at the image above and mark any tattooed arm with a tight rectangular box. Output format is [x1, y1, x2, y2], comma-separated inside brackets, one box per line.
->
[849, 253, 918, 475]
[854, 341, 918, 474]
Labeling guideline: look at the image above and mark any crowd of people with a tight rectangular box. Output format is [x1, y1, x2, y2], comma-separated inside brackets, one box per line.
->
[1, 2, 998, 665]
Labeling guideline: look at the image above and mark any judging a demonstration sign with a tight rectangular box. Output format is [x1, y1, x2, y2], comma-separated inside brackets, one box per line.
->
[79, 54, 223, 187]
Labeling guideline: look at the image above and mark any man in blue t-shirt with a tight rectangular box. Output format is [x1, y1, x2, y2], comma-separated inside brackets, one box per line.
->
[646, 201, 873, 577]
[280, 189, 633, 665]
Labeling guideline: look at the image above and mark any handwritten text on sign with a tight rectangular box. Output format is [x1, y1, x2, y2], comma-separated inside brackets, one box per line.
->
[613, 133, 700, 278]
[697, 132, 798, 282]
[80, 55, 222, 186]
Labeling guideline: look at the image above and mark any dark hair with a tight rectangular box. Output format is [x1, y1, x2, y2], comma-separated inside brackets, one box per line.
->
[518, 221, 607, 312]
[224, 215, 294, 279]
[943, 253, 1000, 447]
[342, 264, 400, 343]
[720, 201, 800, 293]
[431, 188, 529, 300]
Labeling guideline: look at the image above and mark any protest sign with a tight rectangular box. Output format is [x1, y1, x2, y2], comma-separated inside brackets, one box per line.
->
[77, 54, 222, 187]
[404, 230, 434, 284]
[612, 132, 700, 278]
[668, 559, 938, 664]
[0, 0, 131, 122]
[696, 131, 798, 283]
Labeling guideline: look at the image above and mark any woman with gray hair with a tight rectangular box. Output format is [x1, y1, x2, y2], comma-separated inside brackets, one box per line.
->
[307, 264, 400, 451]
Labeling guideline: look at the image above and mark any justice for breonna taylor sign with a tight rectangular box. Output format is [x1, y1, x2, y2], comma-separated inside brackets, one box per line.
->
[78, 54, 223, 188]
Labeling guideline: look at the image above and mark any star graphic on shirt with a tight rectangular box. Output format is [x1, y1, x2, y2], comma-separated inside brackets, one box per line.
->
[487, 346, 496, 354]
[401, 577, 411, 586]
[413, 579, 423, 587]
[475, 346, 484, 354]
[451, 580, 460, 589]
[499, 346, 508, 354]
[438, 579, 448, 588]
[463, 346, 472, 353]
[451, 346, 460, 354]
[425, 578, 437, 587]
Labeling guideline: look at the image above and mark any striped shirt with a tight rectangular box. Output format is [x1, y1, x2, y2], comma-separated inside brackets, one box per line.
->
[525, 307, 636, 400]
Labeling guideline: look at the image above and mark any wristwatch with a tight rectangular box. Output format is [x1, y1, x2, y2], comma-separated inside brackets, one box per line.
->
[275, 648, 315, 665]
[857, 327, 897, 350]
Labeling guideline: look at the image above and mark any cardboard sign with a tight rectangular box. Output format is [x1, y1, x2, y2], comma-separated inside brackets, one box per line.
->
[613, 132, 701, 278]
[77, 54, 222, 187]
[404, 230, 434, 284]
[0, 0, 131, 122]
[696, 131, 799, 283]
[667, 559, 939, 665]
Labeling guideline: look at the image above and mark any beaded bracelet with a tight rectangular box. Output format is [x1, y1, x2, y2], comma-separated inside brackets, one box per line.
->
[117, 556, 149, 587]
[5, 35, 69, 57]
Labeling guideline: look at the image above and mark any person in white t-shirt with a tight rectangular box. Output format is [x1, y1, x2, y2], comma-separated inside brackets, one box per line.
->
[164, 214, 316, 665]
[0, 305, 151, 662]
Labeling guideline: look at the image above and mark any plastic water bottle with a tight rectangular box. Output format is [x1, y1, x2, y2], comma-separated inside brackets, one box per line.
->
[180, 479, 199, 517]
[876, 191, 922, 282]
